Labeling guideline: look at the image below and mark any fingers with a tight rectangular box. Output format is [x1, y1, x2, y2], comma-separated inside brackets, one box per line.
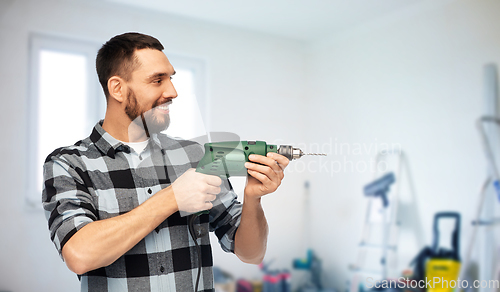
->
[248, 153, 289, 169]
[203, 201, 213, 211]
[245, 155, 285, 190]
[205, 194, 217, 202]
[267, 152, 290, 170]
[245, 161, 281, 180]
[246, 153, 287, 181]
[172, 169, 221, 215]
[203, 174, 222, 186]
[247, 154, 281, 172]
[246, 167, 280, 194]
[205, 185, 221, 195]
[189, 168, 222, 186]
[246, 169, 272, 184]
[196, 196, 216, 212]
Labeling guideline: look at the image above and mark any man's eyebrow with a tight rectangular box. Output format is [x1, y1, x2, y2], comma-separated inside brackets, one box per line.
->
[146, 71, 176, 80]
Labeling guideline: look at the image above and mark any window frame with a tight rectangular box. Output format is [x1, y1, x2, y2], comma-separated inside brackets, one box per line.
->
[26, 33, 104, 208]
[26, 36, 209, 209]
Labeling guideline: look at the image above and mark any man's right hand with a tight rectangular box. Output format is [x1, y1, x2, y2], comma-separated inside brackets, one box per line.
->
[62, 168, 221, 274]
[171, 168, 222, 214]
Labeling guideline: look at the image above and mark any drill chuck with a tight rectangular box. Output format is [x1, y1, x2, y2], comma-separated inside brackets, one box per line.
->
[278, 145, 304, 160]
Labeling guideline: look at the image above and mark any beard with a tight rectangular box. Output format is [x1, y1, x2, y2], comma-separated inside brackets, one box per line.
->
[125, 89, 171, 137]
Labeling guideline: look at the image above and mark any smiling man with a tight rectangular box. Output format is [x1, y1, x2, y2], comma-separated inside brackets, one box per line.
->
[42, 32, 289, 291]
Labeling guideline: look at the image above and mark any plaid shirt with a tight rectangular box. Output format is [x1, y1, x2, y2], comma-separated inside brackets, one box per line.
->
[42, 121, 242, 292]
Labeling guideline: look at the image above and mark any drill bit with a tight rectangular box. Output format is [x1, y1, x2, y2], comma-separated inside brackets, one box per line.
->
[295, 151, 327, 159]
[278, 145, 327, 160]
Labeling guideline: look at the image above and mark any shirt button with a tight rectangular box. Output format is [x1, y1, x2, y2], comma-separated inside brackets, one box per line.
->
[160, 266, 165, 273]
[148, 188, 152, 194]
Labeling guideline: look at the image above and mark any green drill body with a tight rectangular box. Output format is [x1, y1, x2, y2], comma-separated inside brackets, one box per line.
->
[194, 141, 277, 215]
[196, 141, 278, 178]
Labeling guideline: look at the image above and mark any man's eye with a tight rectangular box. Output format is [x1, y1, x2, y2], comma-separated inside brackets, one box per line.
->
[154, 80, 162, 84]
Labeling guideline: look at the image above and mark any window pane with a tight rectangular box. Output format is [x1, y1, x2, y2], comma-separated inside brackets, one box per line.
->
[167, 68, 206, 139]
[37, 50, 87, 192]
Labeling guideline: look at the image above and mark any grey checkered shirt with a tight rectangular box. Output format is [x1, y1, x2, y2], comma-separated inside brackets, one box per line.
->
[42, 121, 242, 292]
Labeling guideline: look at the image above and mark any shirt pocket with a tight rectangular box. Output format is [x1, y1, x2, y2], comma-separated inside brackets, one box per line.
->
[95, 188, 137, 219]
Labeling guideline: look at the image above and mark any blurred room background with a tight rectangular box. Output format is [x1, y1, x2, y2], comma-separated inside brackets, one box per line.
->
[1, 0, 500, 291]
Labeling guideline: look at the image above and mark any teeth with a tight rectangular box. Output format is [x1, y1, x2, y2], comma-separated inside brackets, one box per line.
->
[155, 101, 172, 111]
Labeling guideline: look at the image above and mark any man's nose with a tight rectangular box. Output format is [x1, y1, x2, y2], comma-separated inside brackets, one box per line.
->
[163, 79, 178, 99]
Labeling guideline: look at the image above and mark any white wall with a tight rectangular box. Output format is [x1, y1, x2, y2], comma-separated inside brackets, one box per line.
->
[0, 0, 306, 291]
[2, 0, 500, 291]
[305, 0, 500, 289]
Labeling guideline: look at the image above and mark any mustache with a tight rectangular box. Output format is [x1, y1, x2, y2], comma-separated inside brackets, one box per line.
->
[153, 99, 173, 108]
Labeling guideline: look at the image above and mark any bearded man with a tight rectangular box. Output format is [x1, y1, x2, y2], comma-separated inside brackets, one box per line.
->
[42, 32, 289, 292]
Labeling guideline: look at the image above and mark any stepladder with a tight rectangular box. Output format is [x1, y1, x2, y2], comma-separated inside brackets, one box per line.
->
[349, 149, 423, 292]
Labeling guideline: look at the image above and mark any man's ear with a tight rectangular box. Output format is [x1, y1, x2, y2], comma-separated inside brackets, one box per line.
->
[107, 76, 126, 103]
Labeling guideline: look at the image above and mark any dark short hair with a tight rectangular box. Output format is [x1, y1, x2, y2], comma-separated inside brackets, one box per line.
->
[96, 32, 164, 99]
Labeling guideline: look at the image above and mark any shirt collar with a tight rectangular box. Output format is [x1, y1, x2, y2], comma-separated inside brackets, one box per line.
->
[90, 121, 129, 158]
[90, 120, 164, 158]
[151, 133, 163, 149]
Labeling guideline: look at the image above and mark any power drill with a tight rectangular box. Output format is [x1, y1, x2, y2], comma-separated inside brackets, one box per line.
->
[193, 141, 325, 216]
[196, 140, 325, 177]
[190, 140, 325, 289]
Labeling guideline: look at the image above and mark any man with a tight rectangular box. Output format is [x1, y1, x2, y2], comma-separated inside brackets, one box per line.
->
[42, 32, 289, 291]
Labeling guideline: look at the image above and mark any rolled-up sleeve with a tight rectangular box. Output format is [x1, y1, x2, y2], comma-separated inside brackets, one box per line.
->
[42, 154, 97, 258]
[208, 179, 242, 253]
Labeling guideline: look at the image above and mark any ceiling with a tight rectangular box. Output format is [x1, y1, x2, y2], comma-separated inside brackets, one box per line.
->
[105, 0, 451, 42]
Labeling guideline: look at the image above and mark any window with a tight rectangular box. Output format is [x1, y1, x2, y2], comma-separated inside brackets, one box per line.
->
[166, 55, 208, 140]
[26, 34, 104, 207]
[26, 35, 208, 207]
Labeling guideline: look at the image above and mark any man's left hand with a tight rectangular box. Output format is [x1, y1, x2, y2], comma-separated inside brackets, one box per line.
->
[244, 152, 289, 199]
